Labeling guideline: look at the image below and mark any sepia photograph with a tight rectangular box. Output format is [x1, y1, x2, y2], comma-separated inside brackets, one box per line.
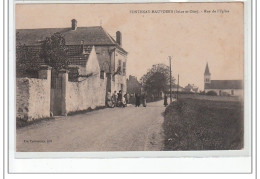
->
[15, 2, 245, 153]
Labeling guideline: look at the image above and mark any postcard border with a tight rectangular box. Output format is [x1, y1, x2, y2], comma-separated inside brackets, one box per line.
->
[4, 0, 257, 175]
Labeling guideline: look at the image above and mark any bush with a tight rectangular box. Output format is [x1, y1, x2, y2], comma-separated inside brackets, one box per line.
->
[206, 90, 217, 96]
[221, 92, 231, 96]
[199, 91, 206, 95]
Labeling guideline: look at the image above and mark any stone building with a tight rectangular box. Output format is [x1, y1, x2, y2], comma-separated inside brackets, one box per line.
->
[16, 19, 128, 119]
[16, 19, 128, 94]
[204, 63, 243, 96]
[17, 46, 107, 119]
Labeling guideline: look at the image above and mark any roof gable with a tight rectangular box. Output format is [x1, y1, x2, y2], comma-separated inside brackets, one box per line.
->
[68, 45, 92, 66]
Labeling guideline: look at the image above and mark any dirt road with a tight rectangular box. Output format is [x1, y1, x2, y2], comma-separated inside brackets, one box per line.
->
[16, 100, 165, 152]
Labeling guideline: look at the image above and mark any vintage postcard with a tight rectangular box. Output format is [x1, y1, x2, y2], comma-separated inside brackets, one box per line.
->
[14, 2, 249, 159]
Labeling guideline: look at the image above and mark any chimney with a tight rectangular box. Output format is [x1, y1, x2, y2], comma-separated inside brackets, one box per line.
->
[71, 19, 77, 30]
[116, 31, 122, 46]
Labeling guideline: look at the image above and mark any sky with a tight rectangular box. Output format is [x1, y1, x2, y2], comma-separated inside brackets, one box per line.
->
[16, 3, 244, 90]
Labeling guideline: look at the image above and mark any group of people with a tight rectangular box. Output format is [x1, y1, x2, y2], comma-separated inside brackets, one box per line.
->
[106, 90, 171, 108]
[134, 92, 147, 107]
[106, 90, 130, 108]
[106, 90, 148, 108]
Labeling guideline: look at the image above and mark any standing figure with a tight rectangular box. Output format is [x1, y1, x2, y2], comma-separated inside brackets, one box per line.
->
[135, 93, 141, 107]
[117, 90, 122, 102]
[164, 94, 168, 107]
[142, 92, 147, 107]
[151, 94, 154, 102]
[123, 93, 129, 106]
[125, 93, 130, 104]
[117, 90, 124, 107]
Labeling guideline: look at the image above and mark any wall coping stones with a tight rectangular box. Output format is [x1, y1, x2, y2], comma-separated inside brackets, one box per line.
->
[59, 69, 69, 73]
[40, 65, 52, 70]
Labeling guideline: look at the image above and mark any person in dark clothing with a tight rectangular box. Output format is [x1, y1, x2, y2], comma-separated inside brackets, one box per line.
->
[124, 93, 130, 104]
[164, 94, 168, 107]
[112, 91, 117, 104]
[117, 90, 122, 102]
[135, 93, 141, 107]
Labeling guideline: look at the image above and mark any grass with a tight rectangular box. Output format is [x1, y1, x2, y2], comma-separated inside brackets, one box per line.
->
[16, 117, 54, 129]
[163, 98, 244, 150]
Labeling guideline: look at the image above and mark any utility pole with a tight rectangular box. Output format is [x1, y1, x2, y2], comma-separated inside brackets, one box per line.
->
[169, 56, 172, 103]
[177, 74, 179, 101]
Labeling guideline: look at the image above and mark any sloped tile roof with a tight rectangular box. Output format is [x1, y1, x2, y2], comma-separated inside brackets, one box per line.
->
[67, 45, 92, 66]
[16, 26, 127, 53]
[205, 80, 243, 89]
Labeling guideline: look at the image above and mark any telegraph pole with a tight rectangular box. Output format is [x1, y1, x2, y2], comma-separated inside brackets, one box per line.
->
[169, 56, 172, 103]
[177, 74, 179, 101]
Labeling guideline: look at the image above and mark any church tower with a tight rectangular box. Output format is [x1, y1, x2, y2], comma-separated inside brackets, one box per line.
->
[204, 62, 211, 84]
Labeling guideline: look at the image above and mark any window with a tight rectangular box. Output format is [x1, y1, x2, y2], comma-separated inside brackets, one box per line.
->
[118, 60, 122, 69]
[123, 62, 126, 75]
[100, 70, 104, 79]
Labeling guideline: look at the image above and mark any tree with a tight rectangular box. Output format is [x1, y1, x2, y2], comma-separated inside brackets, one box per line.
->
[16, 43, 42, 78]
[40, 32, 69, 71]
[140, 64, 175, 96]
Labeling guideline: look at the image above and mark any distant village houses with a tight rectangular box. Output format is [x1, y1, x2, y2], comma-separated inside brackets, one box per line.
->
[127, 75, 142, 94]
[184, 84, 199, 93]
[16, 19, 128, 120]
[166, 84, 184, 93]
[204, 63, 243, 97]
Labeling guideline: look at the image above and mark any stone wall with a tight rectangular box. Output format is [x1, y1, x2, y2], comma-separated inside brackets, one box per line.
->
[16, 64, 107, 120]
[16, 78, 29, 120]
[16, 77, 51, 121]
[66, 74, 107, 113]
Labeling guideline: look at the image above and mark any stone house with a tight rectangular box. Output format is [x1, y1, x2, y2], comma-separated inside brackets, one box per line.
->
[204, 63, 243, 97]
[16, 19, 128, 94]
[16, 46, 106, 119]
[16, 19, 128, 119]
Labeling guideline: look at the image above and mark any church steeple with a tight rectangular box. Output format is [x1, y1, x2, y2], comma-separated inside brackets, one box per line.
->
[204, 62, 211, 84]
[204, 62, 211, 75]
